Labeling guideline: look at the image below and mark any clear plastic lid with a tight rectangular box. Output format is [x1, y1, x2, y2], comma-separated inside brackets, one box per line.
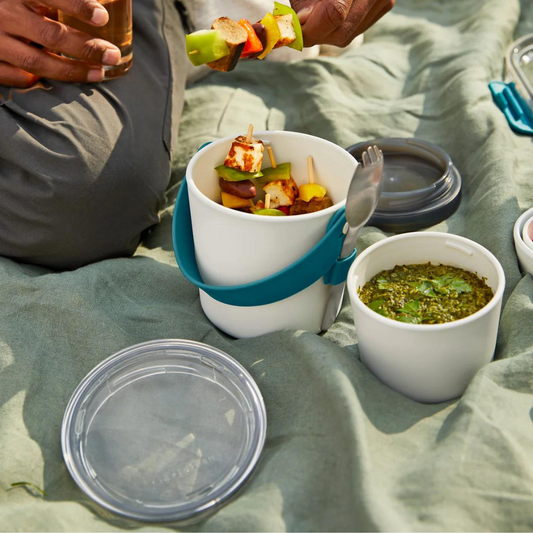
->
[347, 138, 462, 233]
[61, 340, 267, 523]
[506, 33, 533, 108]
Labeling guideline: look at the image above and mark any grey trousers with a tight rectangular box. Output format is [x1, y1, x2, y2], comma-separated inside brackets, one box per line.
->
[0, 0, 187, 269]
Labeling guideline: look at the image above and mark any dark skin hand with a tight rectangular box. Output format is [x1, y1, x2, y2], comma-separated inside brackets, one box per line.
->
[0, 0, 121, 87]
[0, 0, 394, 88]
[290, 0, 395, 47]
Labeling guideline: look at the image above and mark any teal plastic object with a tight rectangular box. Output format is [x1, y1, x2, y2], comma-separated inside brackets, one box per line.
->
[489, 81, 533, 135]
[172, 179, 356, 307]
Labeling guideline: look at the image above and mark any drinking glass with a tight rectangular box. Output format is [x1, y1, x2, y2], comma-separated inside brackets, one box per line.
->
[58, 0, 133, 79]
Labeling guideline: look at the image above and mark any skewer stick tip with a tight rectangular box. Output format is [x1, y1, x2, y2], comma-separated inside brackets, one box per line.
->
[267, 146, 277, 169]
[307, 156, 315, 184]
[246, 124, 254, 144]
[265, 193, 271, 210]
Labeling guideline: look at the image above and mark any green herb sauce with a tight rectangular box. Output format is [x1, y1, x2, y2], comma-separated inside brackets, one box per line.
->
[358, 263, 494, 324]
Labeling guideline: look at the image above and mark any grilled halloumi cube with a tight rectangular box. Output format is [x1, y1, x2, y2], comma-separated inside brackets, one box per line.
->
[262, 177, 299, 208]
[224, 135, 264, 173]
[274, 14, 296, 48]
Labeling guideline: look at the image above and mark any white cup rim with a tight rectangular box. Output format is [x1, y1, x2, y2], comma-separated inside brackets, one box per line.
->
[521, 215, 533, 251]
[347, 232, 506, 331]
[186, 131, 353, 223]
[513, 206, 533, 260]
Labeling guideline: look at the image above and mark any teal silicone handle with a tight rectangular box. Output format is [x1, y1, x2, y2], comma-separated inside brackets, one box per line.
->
[489, 81, 533, 135]
[172, 179, 356, 307]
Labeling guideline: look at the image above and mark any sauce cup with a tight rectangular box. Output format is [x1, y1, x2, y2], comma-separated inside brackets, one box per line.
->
[346, 232, 505, 403]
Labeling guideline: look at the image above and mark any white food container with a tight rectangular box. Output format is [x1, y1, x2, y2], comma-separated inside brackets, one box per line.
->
[514, 207, 533, 276]
[523, 216, 533, 252]
[186, 131, 357, 338]
[346, 232, 505, 403]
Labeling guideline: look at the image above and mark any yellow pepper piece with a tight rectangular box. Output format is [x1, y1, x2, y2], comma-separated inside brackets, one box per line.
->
[258, 13, 281, 60]
[299, 184, 327, 203]
[221, 191, 251, 209]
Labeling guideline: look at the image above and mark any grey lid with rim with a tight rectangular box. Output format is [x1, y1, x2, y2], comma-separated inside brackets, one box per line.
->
[61, 339, 267, 523]
[347, 138, 462, 233]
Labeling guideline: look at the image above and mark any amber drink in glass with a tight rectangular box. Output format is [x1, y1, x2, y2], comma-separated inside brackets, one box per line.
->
[58, 0, 133, 79]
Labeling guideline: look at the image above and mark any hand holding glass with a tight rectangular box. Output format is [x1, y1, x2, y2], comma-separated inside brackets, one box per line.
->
[59, 0, 132, 80]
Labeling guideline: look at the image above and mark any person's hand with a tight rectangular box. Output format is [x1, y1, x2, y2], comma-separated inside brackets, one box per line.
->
[0, 0, 122, 87]
[290, 0, 395, 47]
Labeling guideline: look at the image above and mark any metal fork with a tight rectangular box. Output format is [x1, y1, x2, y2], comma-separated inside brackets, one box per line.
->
[321, 145, 384, 331]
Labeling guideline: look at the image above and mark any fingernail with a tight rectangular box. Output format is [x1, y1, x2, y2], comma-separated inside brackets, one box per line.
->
[297, 5, 315, 24]
[91, 5, 108, 25]
[102, 48, 121, 66]
[87, 68, 105, 82]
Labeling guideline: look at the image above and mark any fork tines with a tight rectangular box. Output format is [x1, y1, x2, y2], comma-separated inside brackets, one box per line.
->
[362, 145, 383, 168]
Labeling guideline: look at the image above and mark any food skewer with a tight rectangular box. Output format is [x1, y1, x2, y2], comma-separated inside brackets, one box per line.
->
[186, 4, 304, 72]
[246, 124, 254, 144]
[307, 156, 315, 184]
[259, 140, 296, 213]
[217, 131, 331, 216]
[295, 155, 329, 210]
[267, 145, 277, 169]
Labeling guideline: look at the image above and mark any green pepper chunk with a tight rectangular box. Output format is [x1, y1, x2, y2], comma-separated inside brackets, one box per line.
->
[215, 165, 263, 182]
[273, 2, 304, 52]
[256, 162, 291, 185]
[253, 208, 286, 216]
[262, 162, 291, 180]
[186, 30, 230, 67]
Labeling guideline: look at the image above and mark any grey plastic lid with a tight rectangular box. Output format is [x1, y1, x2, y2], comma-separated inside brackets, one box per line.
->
[347, 138, 462, 233]
[61, 339, 267, 523]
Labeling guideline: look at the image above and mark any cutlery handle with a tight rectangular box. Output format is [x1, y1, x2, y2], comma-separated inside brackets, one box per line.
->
[321, 226, 361, 330]
[340, 226, 362, 259]
[321, 283, 346, 331]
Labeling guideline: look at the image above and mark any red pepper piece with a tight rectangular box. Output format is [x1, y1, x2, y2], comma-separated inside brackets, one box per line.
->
[239, 19, 264, 58]
[246, 24, 268, 60]
[278, 206, 290, 215]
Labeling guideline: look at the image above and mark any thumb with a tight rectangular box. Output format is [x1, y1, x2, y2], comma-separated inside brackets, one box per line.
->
[289, 0, 320, 25]
[290, 0, 354, 47]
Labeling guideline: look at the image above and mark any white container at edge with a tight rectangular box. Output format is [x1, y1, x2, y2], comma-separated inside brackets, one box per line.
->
[347, 232, 505, 403]
[521, 214, 533, 253]
[514, 207, 533, 276]
[186, 131, 357, 338]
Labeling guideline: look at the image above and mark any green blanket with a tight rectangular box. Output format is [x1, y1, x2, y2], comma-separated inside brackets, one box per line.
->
[2, 0, 533, 530]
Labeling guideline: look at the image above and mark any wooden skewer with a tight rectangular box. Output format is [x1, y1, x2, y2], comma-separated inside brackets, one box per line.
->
[265, 194, 271, 210]
[307, 156, 315, 184]
[188, 50, 199, 55]
[267, 146, 277, 169]
[246, 124, 254, 144]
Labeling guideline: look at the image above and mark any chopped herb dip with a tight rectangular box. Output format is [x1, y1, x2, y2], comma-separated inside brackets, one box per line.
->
[358, 263, 494, 324]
